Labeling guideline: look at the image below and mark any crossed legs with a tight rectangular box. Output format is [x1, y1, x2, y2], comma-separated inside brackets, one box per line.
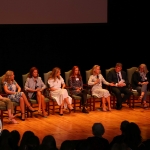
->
[36, 91, 47, 116]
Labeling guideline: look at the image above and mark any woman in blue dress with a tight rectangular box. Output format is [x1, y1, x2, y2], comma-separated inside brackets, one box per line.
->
[2, 70, 36, 121]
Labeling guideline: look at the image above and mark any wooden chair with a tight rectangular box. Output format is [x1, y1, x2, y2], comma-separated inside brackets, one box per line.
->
[85, 69, 101, 111]
[0, 75, 20, 123]
[127, 67, 150, 108]
[65, 70, 92, 112]
[43, 71, 59, 115]
[106, 67, 131, 108]
[22, 73, 50, 117]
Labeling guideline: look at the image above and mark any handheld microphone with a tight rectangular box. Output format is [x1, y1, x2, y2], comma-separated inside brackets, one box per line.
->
[97, 75, 100, 84]
[35, 80, 38, 89]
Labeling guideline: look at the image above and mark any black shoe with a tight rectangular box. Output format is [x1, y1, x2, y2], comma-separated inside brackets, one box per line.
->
[82, 108, 89, 113]
[21, 113, 25, 121]
[116, 105, 122, 110]
[59, 113, 63, 116]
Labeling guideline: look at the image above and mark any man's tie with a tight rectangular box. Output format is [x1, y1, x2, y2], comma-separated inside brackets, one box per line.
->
[117, 73, 121, 82]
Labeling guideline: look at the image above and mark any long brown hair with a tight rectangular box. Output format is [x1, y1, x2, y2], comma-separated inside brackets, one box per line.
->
[70, 66, 82, 80]
[49, 67, 61, 81]
[2, 70, 14, 83]
[28, 67, 39, 78]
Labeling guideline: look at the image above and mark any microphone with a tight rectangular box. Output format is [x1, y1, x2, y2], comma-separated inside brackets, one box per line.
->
[97, 75, 99, 79]
[97, 75, 99, 84]
[34, 80, 38, 89]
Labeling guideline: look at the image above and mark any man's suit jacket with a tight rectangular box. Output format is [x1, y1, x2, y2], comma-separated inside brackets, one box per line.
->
[107, 69, 129, 86]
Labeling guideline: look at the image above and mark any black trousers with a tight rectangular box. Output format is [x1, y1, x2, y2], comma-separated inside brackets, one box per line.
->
[111, 86, 132, 107]
[76, 89, 88, 106]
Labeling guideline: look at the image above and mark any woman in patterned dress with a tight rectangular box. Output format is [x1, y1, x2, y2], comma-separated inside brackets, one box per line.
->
[88, 65, 115, 111]
[2, 70, 36, 121]
[48, 67, 73, 116]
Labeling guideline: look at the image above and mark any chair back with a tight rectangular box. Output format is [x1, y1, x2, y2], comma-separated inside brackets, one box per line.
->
[0, 75, 4, 93]
[43, 71, 52, 88]
[22, 73, 29, 88]
[85, 69, 92, 84]
[127, 67, 138, 84]
[65, 70, 72, 86]
[105, 67, 115, 80]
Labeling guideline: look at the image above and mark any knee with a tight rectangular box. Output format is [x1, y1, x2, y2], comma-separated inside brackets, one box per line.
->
[37, 91, 42, 96]
[20, 97, 23, 102]
[113, 89, 121, 95]
[41, 95, 45, 100]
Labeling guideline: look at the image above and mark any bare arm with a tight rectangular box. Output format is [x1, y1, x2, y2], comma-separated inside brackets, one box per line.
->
[62, 83, 66, 89]
[3, 85, 16, 94]
[16, 83, 21, 92]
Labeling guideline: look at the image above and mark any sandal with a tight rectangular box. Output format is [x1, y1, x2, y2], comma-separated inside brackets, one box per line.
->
[143, 102, 148, 109]
[108, 108, 112, 111]
[28, 106, 36, 112]
[8, 117, 18, 124]
[11, 119, 19, 124]
[102, 108, 107, 112]
[138, 95, 144, 100]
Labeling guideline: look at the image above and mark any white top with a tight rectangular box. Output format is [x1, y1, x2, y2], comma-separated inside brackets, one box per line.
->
[88, 74, 110, 91]
[48, 75, 64, 89]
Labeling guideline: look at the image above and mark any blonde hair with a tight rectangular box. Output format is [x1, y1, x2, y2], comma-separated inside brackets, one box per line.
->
[138, 64, 149, 74]
[2, 70, 14, 83]
[91, 65, 101, 75]
[49, 67, 61, 81]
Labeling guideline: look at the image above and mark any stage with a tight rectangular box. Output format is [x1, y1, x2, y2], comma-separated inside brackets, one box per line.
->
[2, 102, 150, 149]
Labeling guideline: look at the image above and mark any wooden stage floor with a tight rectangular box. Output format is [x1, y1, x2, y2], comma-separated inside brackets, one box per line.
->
[1, 102, 150, 149]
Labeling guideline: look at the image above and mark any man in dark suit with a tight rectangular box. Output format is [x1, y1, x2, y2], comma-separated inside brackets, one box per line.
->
[107, 63, 132, 110]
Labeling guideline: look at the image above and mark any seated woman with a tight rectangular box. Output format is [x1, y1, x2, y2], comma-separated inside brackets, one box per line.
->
[69, 66, 89, 113]
[88, 65, 115, 111]
[24, 67, 47, 117]
[0, 95, 17, 123]
[2, 70, 36, 121]
[131, 64, 149, 108]
[48, 67, 73, 116]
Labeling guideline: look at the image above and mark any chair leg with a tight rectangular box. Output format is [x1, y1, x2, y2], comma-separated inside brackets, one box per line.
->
[113, 96, 115, 109]
[52, 101, 55, 115]
[47, 102, 50, 116]
[74, 99, 76, 112]
[14, 106, 17, 115]
[93, 97, 95, 111]
[149, 95, 150, 107]
[0, 110, 3, 125]
[133, 96, 135, 108]
[89, 98, 91, 111]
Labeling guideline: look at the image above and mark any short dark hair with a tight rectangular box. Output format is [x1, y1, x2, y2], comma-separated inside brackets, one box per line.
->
[115, 63, 122, 68]
[92, 123, 105, 136]
[120, 120, 130, 132]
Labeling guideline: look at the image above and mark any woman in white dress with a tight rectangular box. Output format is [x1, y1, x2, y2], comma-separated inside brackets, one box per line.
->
[88, 65, 115, 111]
[48, 67, 73, 116]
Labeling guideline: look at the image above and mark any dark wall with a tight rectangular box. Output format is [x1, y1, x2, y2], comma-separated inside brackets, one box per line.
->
[0, 0, 149, 87]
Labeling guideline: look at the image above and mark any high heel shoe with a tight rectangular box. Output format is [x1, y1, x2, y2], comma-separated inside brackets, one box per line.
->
[8, 118, 18, 124]
[138, 95, 144, 100]
[21, 113, 25, 121]
[59, 107, 63, 116]
[143, 102, 148, 109]
[68, 104, 74, 111]
[28, 106, 36, 112]
[102, 108, 107, 112]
